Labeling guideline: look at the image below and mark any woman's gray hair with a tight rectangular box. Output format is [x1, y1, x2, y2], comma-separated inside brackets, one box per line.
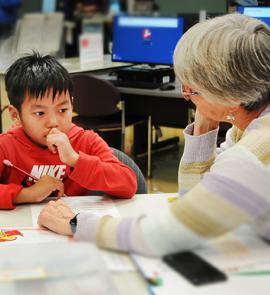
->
[173, 13, 270, 111]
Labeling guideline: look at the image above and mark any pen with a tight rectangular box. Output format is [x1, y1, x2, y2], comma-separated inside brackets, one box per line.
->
[234, 270, 270, 276]
[130, 255, 163, 287]
[3, 159, 62, 200]
[3, 159, 39, 181]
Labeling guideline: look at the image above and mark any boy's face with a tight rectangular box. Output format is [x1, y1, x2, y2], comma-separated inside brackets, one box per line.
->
[11, 90, 73, 147]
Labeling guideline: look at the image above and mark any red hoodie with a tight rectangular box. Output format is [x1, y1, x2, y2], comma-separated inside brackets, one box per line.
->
[0, 124, 137, 209]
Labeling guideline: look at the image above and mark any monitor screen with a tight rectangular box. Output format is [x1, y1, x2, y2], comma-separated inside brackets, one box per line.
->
[237, 6, 270, 26]
[42, 0, 56, 13]
[110, 0, 121, 14]
[112, 16, 184, 65]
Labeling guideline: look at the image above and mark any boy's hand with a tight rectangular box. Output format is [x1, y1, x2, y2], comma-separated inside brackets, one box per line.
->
[38, 200, 75, 235]
[46, 128, 79, 167]
[14, 175, 64, 204]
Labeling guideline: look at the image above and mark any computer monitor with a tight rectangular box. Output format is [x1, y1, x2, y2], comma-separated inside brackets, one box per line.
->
[42, 0, 56, 13]
[178, 12, 225, 33]
[110, 0, 121, 14]
[155, 0, 228, 15]
[111, 16, 184, 65]
[237, 6, 270, 26]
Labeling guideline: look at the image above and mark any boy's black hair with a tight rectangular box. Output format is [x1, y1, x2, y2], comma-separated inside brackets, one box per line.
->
[5, 52, 73, 112]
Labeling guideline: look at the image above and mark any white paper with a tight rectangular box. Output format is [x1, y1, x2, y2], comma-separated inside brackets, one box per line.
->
[0, 267, 46, 281]
[0, 243, 118, 295]
[0, 227, 134, 273]
[15, 13, 63, 56]
[79, 32, 103, 63]
[0, 227, 69, 248]
[6, 196, 128, 273]
[101, 250, 136, 272]
[63, 196, 120, 216]
[31, 196, 120, 227]
[196, 225, 270, 274]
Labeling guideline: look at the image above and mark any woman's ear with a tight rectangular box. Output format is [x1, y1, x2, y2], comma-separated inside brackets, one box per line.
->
[228, 104, 241, 113]
[8, 105, 22, 126]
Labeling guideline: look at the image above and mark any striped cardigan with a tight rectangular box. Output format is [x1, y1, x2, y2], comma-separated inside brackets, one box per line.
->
[74, 105, 270, 256]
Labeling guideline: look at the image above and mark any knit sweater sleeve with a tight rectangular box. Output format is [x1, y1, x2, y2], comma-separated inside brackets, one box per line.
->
[178, 123, 219, 195]
[74, 115, 270, 256]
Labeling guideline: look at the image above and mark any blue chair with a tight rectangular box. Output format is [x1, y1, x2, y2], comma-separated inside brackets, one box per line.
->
[111, 147, 147, 194]
[88, 147, 147, 196]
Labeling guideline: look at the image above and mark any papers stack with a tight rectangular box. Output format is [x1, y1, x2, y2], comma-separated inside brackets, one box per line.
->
[0, 242, 118, 295]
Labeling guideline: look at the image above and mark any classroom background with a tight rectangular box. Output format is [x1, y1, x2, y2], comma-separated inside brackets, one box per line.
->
[1, 0, 269, 193]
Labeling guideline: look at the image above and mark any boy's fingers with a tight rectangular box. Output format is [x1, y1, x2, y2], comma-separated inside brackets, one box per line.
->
[46, 140, 58, 154]
[56, 183, 65, 198]
[56, 190, 63, 198]
[46, 141, 56, 152]
[49, 128, 61, 134]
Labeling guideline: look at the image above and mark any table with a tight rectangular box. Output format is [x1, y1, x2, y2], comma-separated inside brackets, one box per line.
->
[0, 193, 173, 295]
[1, 193, 270, 295]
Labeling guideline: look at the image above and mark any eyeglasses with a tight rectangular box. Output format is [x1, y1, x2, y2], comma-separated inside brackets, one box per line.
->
[181, 84, 200, 101]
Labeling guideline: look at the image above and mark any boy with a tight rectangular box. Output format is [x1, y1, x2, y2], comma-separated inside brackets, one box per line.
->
[0, 53, 137, 209]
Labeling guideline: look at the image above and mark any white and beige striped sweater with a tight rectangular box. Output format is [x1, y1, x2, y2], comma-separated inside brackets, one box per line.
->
[74, 105, 270, 256]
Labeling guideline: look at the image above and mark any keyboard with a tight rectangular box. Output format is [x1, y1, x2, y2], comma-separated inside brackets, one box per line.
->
[107, 79, 160, 89]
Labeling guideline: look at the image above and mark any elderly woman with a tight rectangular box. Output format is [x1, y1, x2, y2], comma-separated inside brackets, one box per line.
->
[38, 13, 270, 256]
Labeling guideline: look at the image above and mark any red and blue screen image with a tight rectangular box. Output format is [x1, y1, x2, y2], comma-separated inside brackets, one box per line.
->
[112, 16, 184, 65]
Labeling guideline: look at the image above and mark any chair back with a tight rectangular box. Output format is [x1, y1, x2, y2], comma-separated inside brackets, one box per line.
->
[71, 73, 121, 117]
[88, 148, 147, 196]
[111, 148, 147, 194]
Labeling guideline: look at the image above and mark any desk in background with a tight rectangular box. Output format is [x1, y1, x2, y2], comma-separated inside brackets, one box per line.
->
[60, 61, 232, 154]
[101, 75, 192, 155]
[60, 60, 191, 156]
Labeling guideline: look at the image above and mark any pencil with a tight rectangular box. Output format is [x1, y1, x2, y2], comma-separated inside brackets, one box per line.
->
[3, 159, 39, 181]
[3, 159, 64, 199]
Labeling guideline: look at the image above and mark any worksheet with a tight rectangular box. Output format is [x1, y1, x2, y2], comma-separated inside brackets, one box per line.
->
[1, 196, 133, 273]
[196, 225, 270, 274]
[30, 195, 120, 227]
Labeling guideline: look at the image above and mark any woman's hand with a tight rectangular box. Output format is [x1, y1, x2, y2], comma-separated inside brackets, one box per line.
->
[38, 199, 75, 235]
[193, 109, 220, 136]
